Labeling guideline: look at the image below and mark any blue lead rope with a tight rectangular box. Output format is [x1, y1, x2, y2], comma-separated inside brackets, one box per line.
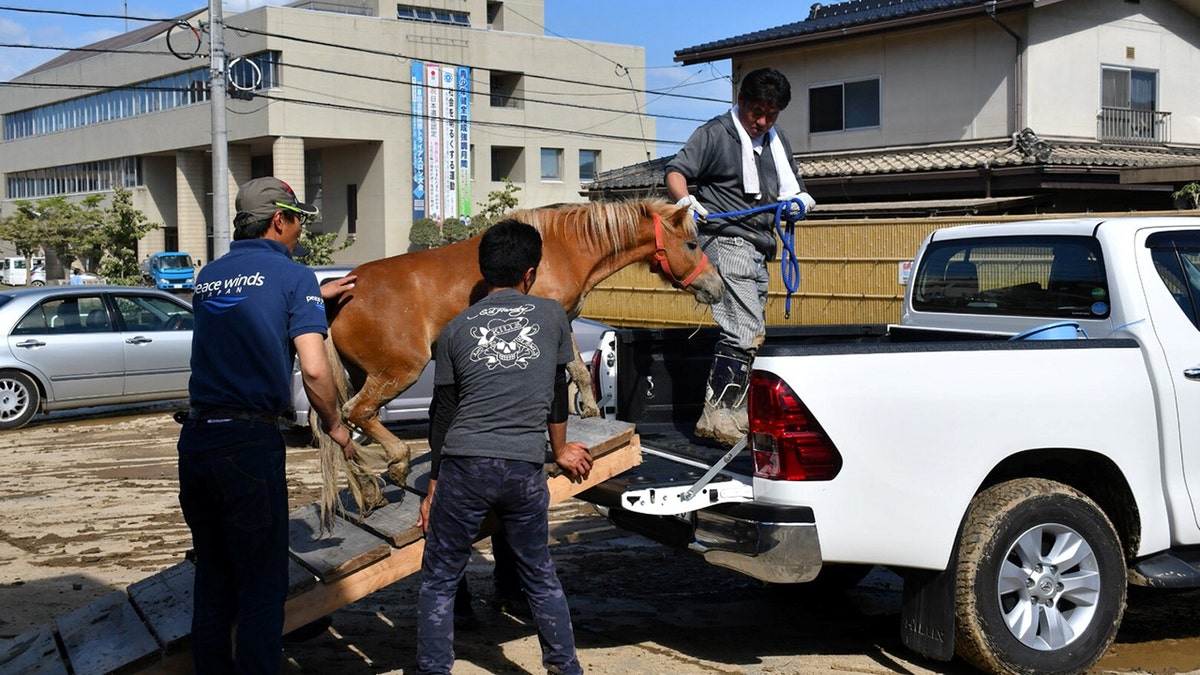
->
[704, 198, 806, 319]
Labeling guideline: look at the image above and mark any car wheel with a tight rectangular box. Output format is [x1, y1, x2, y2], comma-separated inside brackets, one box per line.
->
[0, 371, 40, 430]
[955, 478, 1126, 674]
[30, 280, 44, 287]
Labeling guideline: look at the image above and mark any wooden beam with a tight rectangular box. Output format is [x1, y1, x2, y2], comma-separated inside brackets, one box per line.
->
[282, 437, 641, 633]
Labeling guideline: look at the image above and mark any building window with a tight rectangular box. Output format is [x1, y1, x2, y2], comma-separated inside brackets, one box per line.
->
[1099, 66, 1162, 142]
[6, 157, 143, 199]
[491, 146, 524, 182]
[397, 4, 470, 26]
[490, 70, 523, 109]
[346, 184, 358, 237]
[540, 149, 563, 181]
[3, 52, 280, 141]
[809, 77, 880, 133]
[305, 150, 323, 224]
[579, 149, 600, 183]
[486, 1, 504, 29]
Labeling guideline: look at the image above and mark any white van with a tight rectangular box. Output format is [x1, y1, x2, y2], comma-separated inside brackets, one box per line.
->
[1, 256, 46, 286]
[0, 257, 28, 285]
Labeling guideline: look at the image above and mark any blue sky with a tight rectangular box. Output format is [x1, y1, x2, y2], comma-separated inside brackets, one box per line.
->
[0, 0, 811, 156]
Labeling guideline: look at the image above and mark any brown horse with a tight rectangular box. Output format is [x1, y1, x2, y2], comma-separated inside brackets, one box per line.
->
[323, 198, 722, 496]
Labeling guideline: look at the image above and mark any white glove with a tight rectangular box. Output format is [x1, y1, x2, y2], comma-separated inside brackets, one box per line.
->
[781, 192, 816, 217]
[675, 195, 709, 222]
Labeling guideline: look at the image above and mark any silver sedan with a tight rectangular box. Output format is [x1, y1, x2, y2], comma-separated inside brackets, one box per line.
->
[0, 286, 193, 430]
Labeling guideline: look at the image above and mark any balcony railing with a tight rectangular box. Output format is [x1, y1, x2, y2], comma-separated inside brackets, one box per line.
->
[1097, 107, 1171, 144]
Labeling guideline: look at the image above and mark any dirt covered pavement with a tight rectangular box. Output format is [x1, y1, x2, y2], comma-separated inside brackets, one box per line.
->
[2, 406, 1200, 674]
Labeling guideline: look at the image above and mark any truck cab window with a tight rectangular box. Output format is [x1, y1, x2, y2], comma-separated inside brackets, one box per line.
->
[1147, 231, 1200, 330]
[913, 235, 1109, 319]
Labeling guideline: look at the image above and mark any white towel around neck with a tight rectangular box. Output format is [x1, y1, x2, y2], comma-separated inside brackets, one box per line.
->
[730, 107, 801, 200]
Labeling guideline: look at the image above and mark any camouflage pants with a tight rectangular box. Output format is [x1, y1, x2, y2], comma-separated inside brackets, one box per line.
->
[417, 457, 582, 675]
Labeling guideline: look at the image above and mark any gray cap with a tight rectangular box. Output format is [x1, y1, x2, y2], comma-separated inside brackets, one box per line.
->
[234, 177, 318, 223]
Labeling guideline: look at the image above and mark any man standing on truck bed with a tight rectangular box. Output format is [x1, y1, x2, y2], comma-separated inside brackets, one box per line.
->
[665, 67, 816, 446]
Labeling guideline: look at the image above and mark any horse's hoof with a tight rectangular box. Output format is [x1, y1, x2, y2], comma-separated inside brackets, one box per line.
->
[387, 461, 411, 487]
[580, 403, 600, 419]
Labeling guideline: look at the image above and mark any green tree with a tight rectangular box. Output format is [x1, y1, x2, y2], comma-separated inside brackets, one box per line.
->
[1174, 182, 1200, 210]
[480, 179, 521, 222]
[295, 227, 354, 265]
[406, 180, 523, 251]
[408, 217, 442, 250]
[91, 188, 158, 284]
[0, 196, 83, 275]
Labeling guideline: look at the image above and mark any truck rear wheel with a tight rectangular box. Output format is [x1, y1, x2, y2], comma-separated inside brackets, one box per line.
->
[954, 478, 1125, 674]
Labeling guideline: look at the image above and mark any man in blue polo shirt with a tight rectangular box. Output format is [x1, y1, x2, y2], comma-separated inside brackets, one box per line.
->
[178, 176, 355, 674]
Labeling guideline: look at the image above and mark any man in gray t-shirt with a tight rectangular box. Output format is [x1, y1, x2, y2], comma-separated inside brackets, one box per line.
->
[415, 219, 593, 675]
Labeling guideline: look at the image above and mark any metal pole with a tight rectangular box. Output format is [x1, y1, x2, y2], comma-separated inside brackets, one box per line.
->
[210, 0, 231, 259]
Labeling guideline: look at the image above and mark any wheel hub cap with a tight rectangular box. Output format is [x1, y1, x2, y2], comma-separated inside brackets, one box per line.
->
[998, 523, 1102, 651]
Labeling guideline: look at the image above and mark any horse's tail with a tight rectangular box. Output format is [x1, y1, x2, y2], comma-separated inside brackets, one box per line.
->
[314, 333, 384, 533]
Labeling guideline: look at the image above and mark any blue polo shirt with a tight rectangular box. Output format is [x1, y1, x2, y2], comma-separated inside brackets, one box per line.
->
[188, 239, 327, 414]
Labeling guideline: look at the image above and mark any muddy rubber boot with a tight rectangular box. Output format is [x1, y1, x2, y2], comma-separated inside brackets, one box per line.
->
[694, 348, 752, 447]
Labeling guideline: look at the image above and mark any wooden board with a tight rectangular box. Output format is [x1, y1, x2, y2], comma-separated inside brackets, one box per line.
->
[282, 437, 642, 633]
[287, 557, 319, 598]
[338, 480, 424, 548]
[0, 623, 68, 675]
[55, 591, 160, 675]
[287, 503, 392, 583]
[126, 561, 193, 650]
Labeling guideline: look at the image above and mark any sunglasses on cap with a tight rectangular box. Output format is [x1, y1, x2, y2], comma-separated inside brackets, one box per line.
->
[274, 201, 313, 227]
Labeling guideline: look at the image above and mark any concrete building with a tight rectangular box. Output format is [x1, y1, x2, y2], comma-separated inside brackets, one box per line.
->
[0, 0, 653, 266]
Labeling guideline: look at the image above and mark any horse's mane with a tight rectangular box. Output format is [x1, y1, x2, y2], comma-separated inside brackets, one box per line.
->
[513, 199, 693, 252]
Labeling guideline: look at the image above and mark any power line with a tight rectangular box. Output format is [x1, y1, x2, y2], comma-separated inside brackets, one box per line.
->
[0, 4, 174, 24]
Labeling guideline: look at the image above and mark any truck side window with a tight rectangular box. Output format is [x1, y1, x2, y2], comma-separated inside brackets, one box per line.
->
[1148, 233, 1200, 330]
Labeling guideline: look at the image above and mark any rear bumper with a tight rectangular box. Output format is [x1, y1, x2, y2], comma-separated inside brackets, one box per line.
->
[587, 484, 822, 584]
[691, 502, 822, 584]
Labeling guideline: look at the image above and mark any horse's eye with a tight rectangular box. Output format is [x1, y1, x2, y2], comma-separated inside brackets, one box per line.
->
[686, 240, 699, 251]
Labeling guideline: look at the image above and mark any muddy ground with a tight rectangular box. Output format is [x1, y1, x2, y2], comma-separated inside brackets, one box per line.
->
[1, 404, 1199, 674]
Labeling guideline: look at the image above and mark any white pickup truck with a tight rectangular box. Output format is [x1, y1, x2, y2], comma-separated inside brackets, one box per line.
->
[579, 216, 1200, 674]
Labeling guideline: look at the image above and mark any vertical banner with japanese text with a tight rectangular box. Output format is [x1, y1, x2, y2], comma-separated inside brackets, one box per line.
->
[442, 67, 457, 221]
[410, 62, 426, 221]
[424, 63, 442, 221]
[456, 66, 471, 218]
[411, 62, 472, 223]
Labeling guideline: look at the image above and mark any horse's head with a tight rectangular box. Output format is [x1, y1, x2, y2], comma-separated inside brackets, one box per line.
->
[645, 202, 723, 305]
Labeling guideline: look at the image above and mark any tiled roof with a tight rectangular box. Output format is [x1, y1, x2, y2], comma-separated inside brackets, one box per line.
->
[588, 130, 1200, 192]
[676, 0, 1029, 63]
[799, 136, 1200, 179]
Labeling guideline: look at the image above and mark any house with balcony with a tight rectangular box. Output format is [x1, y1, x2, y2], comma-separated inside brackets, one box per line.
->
[590, 0, 1200, 216]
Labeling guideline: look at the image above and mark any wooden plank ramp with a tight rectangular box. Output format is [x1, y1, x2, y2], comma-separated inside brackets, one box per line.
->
[0, 417, 639, 674]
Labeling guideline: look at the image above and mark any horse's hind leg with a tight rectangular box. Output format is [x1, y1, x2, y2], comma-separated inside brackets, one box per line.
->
[567, 335, 600, 418]
[345, 375, 415, 486]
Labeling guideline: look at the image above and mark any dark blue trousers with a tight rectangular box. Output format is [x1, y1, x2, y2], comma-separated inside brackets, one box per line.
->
[178, 419, 289, 675]
[417, 457, 581, 675]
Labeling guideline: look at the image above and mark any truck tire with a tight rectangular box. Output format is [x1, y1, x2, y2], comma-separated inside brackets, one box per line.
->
[954, 478, 1125, 674]
[0, 370, 40, 430]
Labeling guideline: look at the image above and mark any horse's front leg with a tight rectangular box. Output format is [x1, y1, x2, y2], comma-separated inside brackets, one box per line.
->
[567, 335, 600, 418]
[345, 372, 418, 486]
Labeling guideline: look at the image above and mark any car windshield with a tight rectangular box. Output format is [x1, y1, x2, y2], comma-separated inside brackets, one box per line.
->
[161, 256, 192, 269]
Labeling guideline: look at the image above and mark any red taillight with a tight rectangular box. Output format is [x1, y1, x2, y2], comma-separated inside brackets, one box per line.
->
[748, 371, 842, 481]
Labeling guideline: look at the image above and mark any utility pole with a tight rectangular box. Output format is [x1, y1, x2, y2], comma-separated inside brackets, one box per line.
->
[209, 0, 230, 259]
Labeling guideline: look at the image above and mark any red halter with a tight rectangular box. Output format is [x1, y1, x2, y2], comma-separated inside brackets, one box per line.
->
[650, 213, 710, 289]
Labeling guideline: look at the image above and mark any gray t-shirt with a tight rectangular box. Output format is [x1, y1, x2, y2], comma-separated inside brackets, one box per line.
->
[433, 288, 573, 464]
